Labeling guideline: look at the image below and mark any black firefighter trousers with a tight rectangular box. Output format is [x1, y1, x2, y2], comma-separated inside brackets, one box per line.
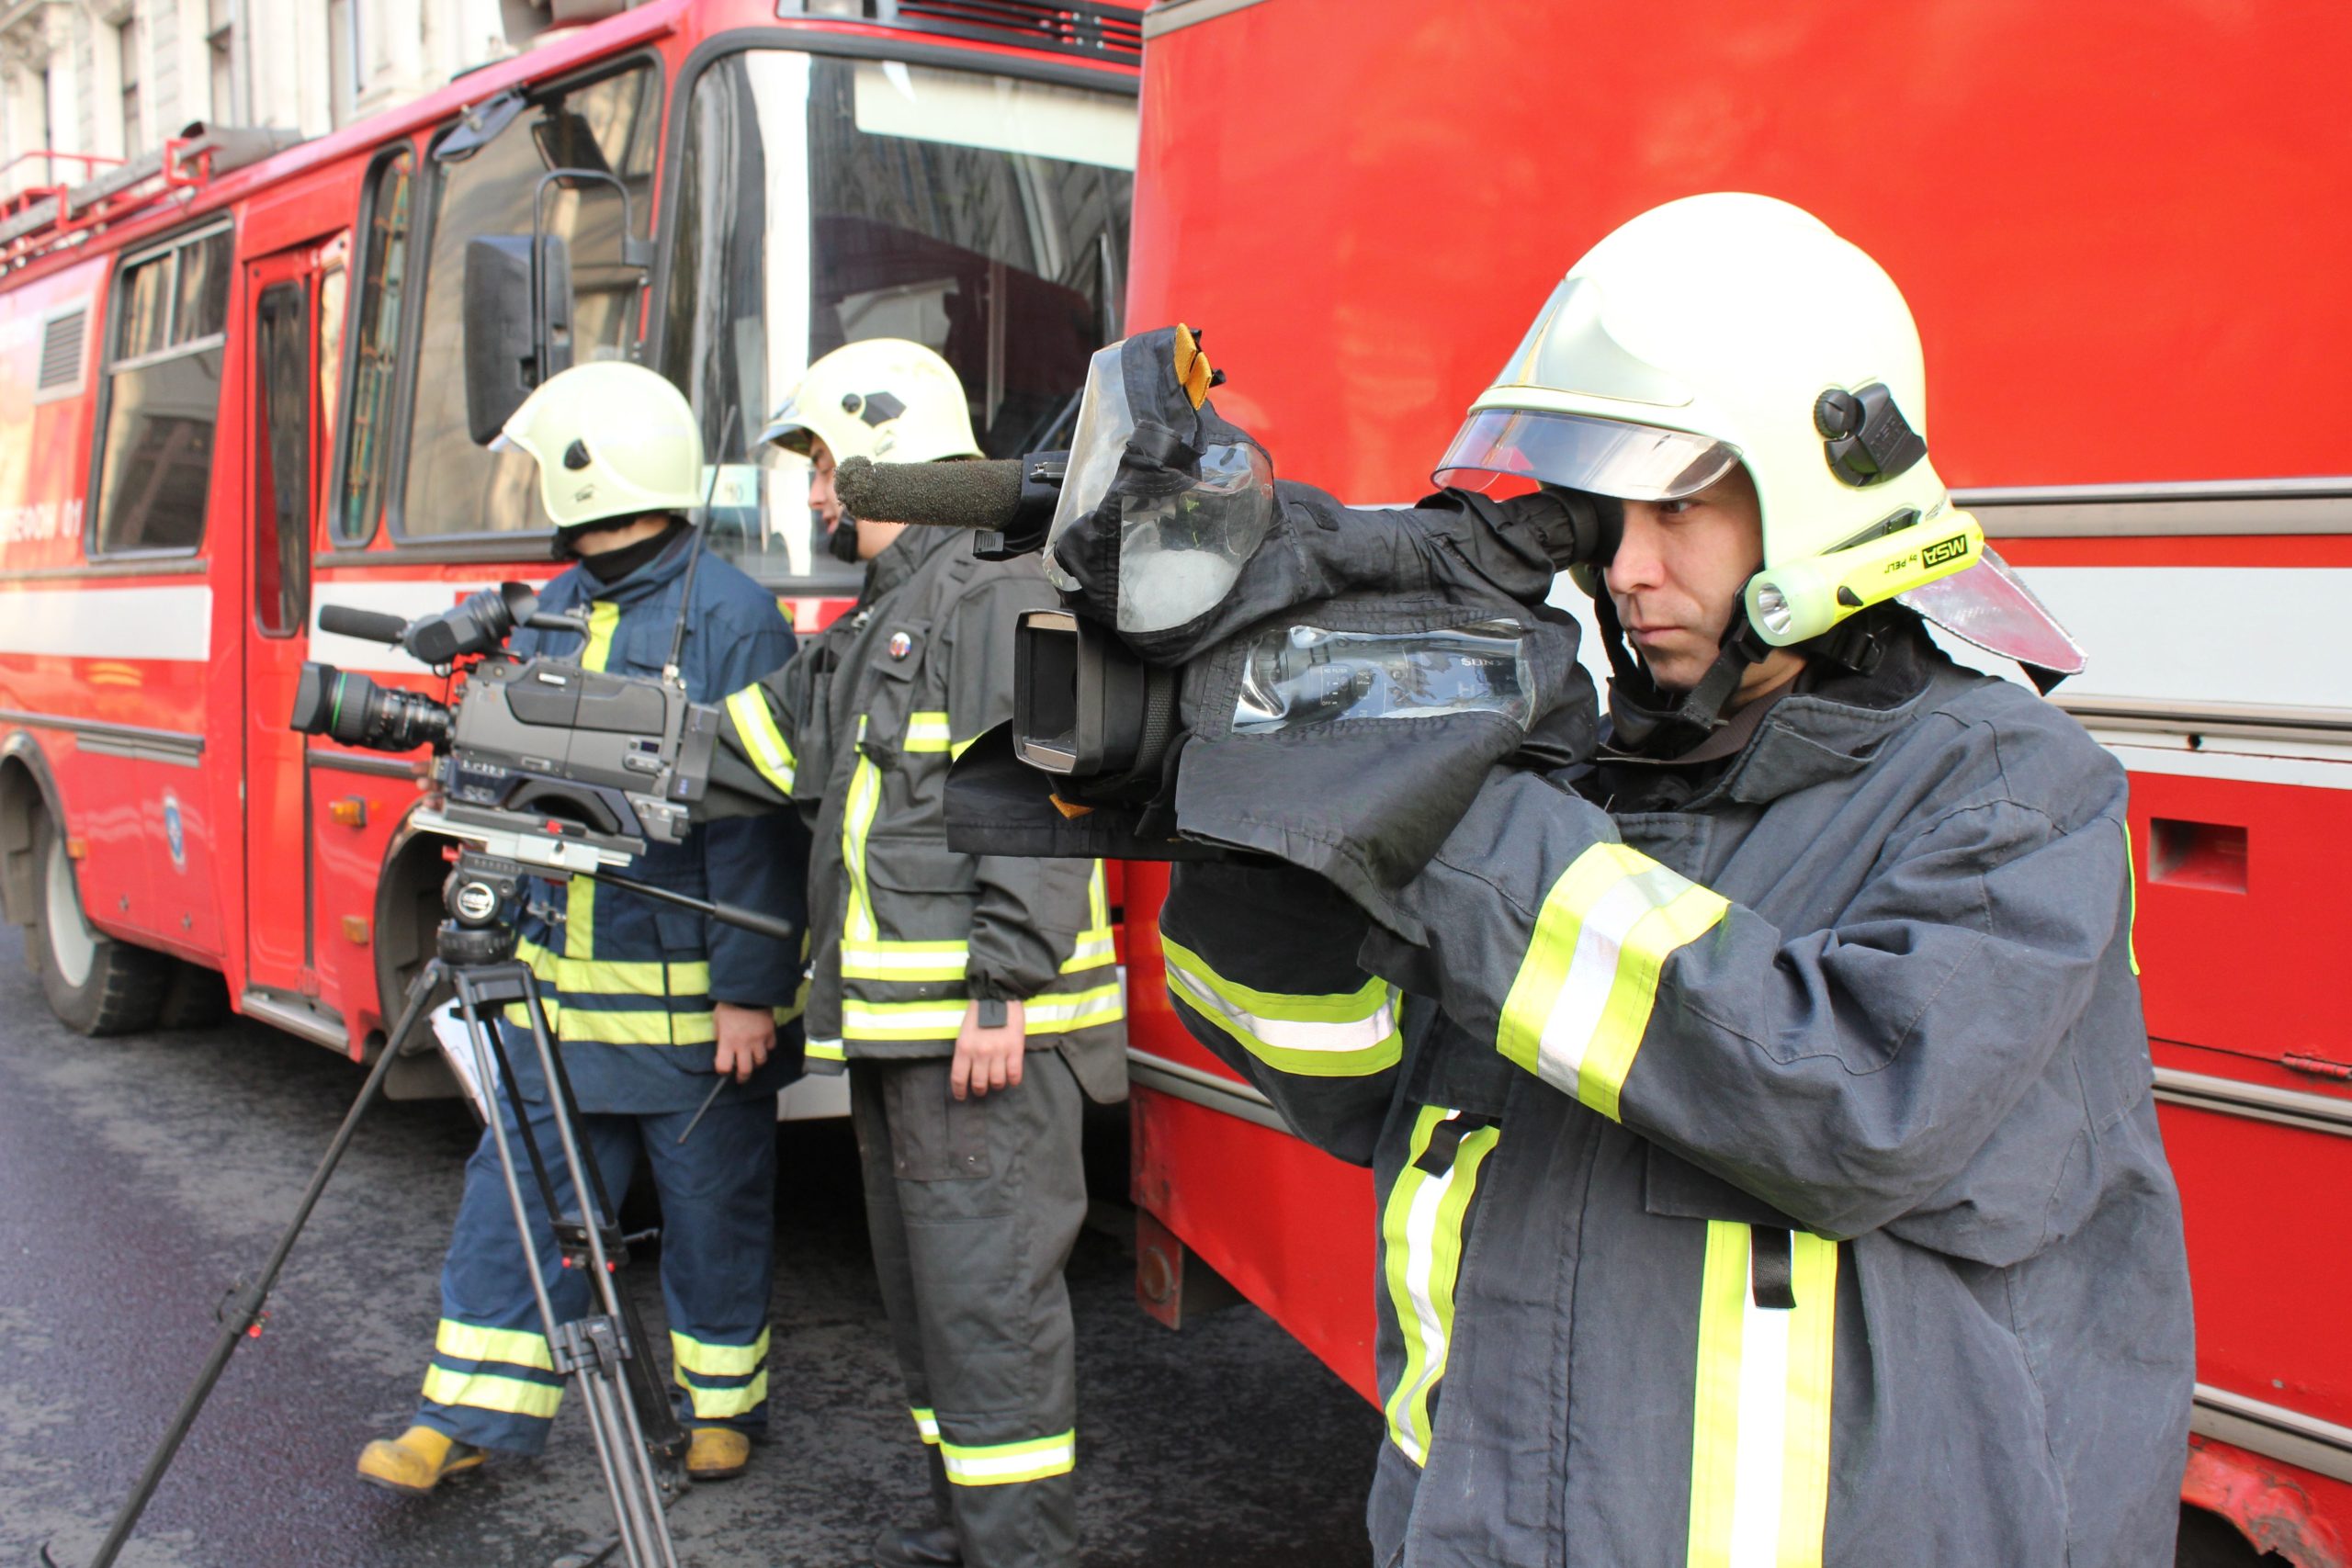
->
[849, 1053, 1088, 1568]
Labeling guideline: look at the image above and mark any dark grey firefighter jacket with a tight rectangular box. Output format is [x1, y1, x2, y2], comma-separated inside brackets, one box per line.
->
[708, 525, 1125, 1097]
[1160, 628, 2193, 1567]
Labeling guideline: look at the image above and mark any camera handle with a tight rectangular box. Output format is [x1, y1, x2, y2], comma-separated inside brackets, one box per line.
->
[51, 861, 702, 1568]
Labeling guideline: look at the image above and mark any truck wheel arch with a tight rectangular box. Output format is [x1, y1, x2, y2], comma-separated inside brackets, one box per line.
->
[0, 733, 68, 929]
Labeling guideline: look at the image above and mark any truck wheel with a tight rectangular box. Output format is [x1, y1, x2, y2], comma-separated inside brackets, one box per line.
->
[156, 959, 232, 1030]
[25, 813, 166, 1036]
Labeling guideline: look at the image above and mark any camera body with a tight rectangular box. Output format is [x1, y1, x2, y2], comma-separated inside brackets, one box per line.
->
[289, 582, 720, 871]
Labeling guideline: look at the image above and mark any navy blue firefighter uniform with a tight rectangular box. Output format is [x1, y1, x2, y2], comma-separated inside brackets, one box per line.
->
[414, 530, 810, 1454]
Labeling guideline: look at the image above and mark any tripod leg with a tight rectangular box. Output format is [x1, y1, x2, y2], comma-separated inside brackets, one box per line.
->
[453, 974, 681, 1568]
[62, 963, 451, 1568]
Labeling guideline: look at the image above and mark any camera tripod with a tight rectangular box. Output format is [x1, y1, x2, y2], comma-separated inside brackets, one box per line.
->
[48, 845, 792, 1568]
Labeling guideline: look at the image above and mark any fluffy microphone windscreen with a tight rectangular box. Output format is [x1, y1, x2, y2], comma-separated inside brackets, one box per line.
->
[836, 456, 1024, 531]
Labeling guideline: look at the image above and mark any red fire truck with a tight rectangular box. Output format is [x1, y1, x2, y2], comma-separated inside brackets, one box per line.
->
[1114, 1, 2352, 1562]
[0, 0, 1141, 1110]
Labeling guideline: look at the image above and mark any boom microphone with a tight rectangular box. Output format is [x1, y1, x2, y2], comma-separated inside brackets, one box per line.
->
[319, 605, 413, 645]
[836, 456, 1023, 531]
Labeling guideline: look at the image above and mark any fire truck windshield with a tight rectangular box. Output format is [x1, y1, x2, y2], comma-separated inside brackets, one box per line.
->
[660, 50, 1137, 590]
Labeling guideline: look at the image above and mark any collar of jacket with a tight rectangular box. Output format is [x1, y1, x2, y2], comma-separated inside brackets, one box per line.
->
[859, 519, 961, 604]
[1680, 617, 1946, 809]
[537, 524, 701, 613]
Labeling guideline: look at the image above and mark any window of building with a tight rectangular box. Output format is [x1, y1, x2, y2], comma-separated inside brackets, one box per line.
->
[92, 226, 232, 556]
[118, 18, 142, 154]
[394, 64, 659, 538]
[335, 147, 411, 542]
[208, 0, 235, 123]
[661, 51, 1135, 587]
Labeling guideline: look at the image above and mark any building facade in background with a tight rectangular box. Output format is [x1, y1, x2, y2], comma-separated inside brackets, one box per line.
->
[1, 0, 513, 197]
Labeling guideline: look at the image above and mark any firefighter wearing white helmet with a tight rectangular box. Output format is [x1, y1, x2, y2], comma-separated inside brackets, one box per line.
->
[493, 358, 709, 542]
[359, 362, 811, 1496]
[1157, 194, 2193, 1566]
[761, 339, 982, 564]
[707, 339, 1125, 1568]
[1438, 191, 2081, 735]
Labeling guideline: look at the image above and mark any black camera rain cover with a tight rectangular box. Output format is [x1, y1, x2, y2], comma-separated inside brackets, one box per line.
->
[967, 327, 1600, 941]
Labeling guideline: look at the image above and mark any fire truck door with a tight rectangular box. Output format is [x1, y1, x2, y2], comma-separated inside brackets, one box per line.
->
[241, 241, 345, 999]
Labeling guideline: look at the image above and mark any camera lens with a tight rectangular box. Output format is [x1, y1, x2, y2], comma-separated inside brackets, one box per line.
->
[288, 662, 453, 752]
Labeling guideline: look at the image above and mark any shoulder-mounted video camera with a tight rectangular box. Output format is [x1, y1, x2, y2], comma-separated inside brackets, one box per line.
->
[827, 325, 1613, 940]
[289, 582, 720, 874]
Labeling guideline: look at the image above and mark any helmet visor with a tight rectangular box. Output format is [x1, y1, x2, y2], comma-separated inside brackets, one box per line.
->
[757, 416, 818, 457]
[1434, 408, 1738, 501]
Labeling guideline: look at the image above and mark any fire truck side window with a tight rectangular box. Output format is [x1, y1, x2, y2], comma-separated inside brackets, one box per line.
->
[254, 281, 310, 637]
[336, 148, 412, 544]
[396, 65, 658, 538]
[91, 226, 232, 556]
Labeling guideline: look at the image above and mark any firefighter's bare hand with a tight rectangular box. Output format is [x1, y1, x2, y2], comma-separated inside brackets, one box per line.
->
[712, 1003, 775, 1084]
[951, 1000, 1026, 1100]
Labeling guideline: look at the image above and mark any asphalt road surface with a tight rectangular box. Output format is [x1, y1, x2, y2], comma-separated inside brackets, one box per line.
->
[0, 940, 1380, 1568]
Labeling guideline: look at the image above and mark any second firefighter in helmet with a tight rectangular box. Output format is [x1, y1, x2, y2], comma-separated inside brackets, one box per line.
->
[760, 338, 981, 561]
[358, 362, 808, 1496]
[1435, 191, 2079, 735]
[708, 338, 1127, 1568]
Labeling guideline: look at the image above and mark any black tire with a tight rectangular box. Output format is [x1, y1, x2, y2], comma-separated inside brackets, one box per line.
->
[156, 959, 232, 1030]
[24, 811, 168, 1036]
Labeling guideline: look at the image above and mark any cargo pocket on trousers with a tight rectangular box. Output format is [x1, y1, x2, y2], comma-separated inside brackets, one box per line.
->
[886, 1065, 995, 1184]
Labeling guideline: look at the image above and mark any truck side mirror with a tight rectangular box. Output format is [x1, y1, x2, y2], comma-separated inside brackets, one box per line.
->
[463, 233, 574, 446]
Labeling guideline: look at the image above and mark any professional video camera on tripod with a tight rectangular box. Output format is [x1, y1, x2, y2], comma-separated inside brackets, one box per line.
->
[59, 581, 779, 1568]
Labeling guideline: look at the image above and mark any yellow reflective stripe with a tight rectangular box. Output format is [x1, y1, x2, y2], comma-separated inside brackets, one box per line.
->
[1379, 1107, 1499, 1467]
[806, 1037, 846, 1062]
[674, 1368, 769, 1419]
[2120, 820, 2142, 976]
[551, 1009, 717, 1046]
[422, 1364, 562, 1418]
[842, 998, 971, 1040]
[1058, 929, 1116, 975]
[840, 981, 1125, 1042]
[580, 600, 621, 673]
[939, 1430, 1076, 1486]
[435, 1318, 553, 1371]
[726, 686, 797, 795]
[910, 1406, 940, 1445]
[950, 734, 980, 761]
[1686, 1224, 1838, 1568]
[842, 738, 883, 942]
[1496, 842, 1729, 1122]
[1023, 980, 1124, 1032]
[1087, 862, 1109, 929]
[1159, 931, 1401, 1077]
[670, 1326, 770, 1379]
[903, 710, 955, 753]
[514, 937, 708, 998]
[841, 939, 970, 982]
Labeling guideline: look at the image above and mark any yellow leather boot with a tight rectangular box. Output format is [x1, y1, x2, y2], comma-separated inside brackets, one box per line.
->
[356, 1425, 485, 1495]
[685, 1427, 751, 1482]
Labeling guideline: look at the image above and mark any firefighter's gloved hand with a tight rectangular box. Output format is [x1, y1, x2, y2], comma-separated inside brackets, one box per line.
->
[712, 1002, 775, 1084]
[952, 998, 1025, 1100]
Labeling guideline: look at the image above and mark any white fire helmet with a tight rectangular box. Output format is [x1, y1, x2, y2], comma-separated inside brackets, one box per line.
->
[759, 338, 981, 466]
[1434, 193, 2081, 677]
[495, 361, 706, 532]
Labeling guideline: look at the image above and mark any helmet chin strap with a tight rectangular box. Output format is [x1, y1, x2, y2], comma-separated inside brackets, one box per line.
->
[1590, 586, 1770, 751]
